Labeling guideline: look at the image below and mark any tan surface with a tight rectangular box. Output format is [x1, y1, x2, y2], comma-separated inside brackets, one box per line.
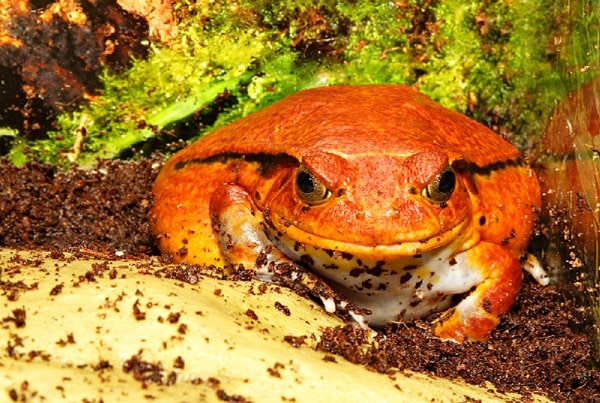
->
[0, 249, 551, 402]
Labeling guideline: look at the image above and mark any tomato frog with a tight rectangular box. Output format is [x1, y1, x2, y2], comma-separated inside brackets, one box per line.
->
[151, 85, 547, 342]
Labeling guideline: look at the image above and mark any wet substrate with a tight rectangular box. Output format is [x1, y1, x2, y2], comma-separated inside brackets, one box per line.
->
[0, 159, 598, 402]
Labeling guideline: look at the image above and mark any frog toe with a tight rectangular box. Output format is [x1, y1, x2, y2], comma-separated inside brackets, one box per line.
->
[434, 303, 500, 342]
[523, 253, 550, 285]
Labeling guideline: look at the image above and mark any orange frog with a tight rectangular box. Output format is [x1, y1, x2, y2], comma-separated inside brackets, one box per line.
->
[151, 85, 547, 342]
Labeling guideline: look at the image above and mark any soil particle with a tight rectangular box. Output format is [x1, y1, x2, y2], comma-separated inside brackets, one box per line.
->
[283, 335, 307, 348]
[0, 158, 598, 402]
[3, 308, 26, 328]
[122, 352, 165, 386]
[274, 301, 291, 316]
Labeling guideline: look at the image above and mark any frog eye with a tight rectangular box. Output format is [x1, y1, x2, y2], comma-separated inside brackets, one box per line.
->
[422, 166, 456, 204]
[295, 165, 331, 205]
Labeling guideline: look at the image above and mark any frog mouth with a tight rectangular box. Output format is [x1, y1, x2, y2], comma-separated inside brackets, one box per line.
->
[269, 220, 477, 261]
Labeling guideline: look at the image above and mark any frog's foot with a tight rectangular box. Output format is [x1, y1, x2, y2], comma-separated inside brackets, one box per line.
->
[522, 253, 550, 285]
[434, 242, 522, 342]
[210, 184, 371, 328]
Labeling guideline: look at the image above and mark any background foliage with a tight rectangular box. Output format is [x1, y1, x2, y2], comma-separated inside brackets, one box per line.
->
[3, 0, 598, 166]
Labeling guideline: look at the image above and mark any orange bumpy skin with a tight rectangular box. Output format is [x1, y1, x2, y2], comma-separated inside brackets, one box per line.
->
[150, 85, 542, 342]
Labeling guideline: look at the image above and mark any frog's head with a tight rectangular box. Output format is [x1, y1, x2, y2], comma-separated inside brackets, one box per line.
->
[260, 147, 476, 260]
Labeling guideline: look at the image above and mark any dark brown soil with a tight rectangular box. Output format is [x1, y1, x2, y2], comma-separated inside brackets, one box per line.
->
[0, 158, 599, 402]
[0, 0, 149, 139]
[0, 158, 160, 257]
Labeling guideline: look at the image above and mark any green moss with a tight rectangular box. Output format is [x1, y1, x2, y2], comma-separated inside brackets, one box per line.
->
[417, 0, 565, 149]
[5, 0, 584, 166]
[36, 27, 272, 166]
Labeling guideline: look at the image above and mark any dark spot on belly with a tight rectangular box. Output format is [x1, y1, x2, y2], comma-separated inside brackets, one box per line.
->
[300, 254, 314, 267]
[409, 299, 422, 307]
[426, 282, 433, 290]
[361, 279, 372, 289]
[415, 280, 423, 289]
[356, 259, 363, 266]
[377, 283, 387, 291]
[350, 268, 365, 277]
[366, 265, 384, 277]
[324, 249, 334, 257]
[400, 272, 412, 285]
[413, 253, 422, 258]
[293, 242, 302, 252]
[403, 265, 418, 271]
[323, 263, 339, 270]
[341, 252, 353, 260]
[449, 258, 457, 265]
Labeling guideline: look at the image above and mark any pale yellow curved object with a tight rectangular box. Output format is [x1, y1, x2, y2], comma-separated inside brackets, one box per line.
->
[0, 249, 551, 402]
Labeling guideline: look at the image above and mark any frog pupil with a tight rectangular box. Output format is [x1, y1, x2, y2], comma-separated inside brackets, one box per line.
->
[438, 170, 455, 194]
[297, 171, 315, 194]
[422, 166, 456, 203]
[295, 165, 331, 205]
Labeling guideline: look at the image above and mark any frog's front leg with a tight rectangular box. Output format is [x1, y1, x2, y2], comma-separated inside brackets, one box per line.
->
[434, 242, 523, 342]
[209, 184, 369, 325]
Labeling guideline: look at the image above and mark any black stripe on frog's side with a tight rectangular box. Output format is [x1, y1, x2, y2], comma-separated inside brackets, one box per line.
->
[174, 152, 298, 176]
[175, 152, 525, 180]
[453, 157, 525, 177]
